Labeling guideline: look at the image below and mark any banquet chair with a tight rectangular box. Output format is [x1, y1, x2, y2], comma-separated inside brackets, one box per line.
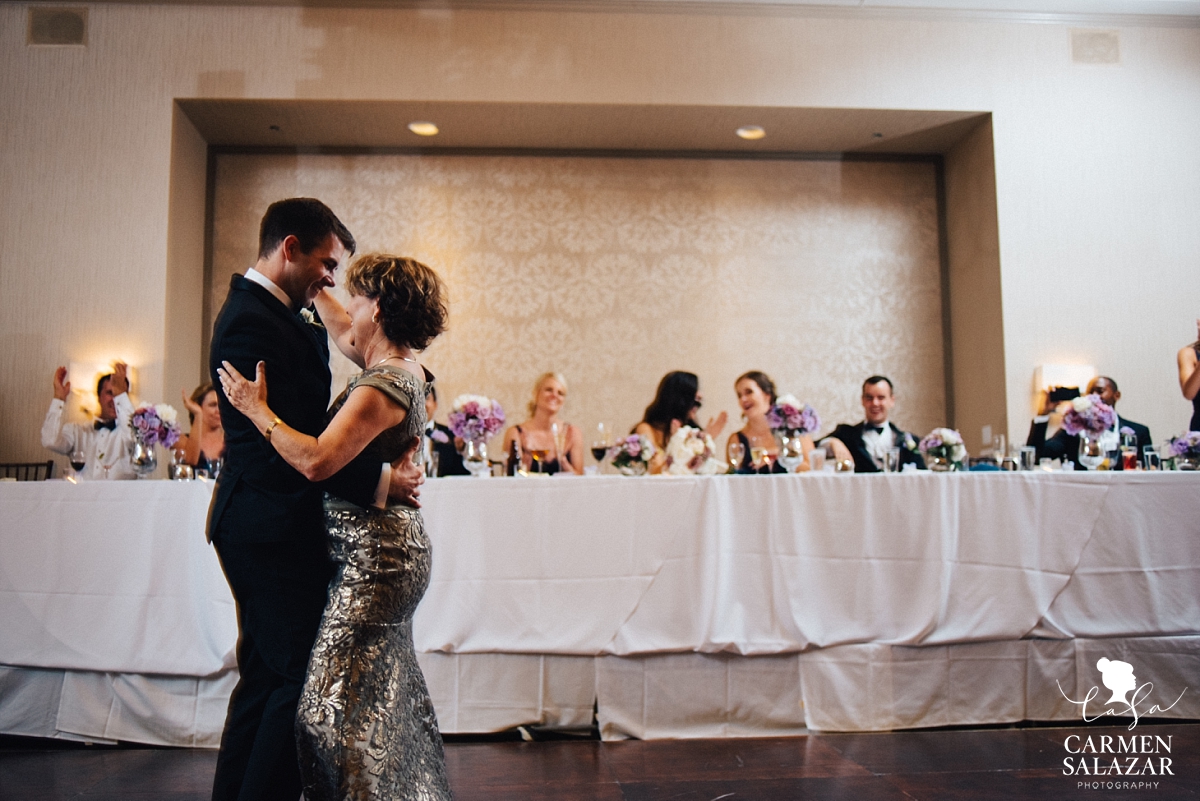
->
[0, 460, 55, 481]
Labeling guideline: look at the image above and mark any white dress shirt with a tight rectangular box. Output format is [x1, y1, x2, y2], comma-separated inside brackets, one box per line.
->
[41, 394, 137, 480]
[861, 421, 895, 469]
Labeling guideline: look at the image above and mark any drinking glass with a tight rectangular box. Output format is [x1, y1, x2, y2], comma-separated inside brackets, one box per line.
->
[1142, 445, 1161, 471]
[808, 449, 826, 472]
[883, 447, 901, 473]
[551, 423, 568, 469]
[1120, 447, 1138, 471]
[591, 423, 612, 468]
[1019, 446, 1037, 471]
[425, 451, 440, 479]
[69, 445, 87, 480]
[529, 449, 549, 474]
[727, 440, 746, 472]
[750, 446, 767, 471]
[992, 433, 1007, 461]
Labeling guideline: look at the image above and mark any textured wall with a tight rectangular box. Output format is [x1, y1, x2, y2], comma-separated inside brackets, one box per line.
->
[210, 154, 944, 447]
[2, 3, 1198, 465]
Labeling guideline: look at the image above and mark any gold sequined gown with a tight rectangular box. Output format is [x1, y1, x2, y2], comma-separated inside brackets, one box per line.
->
[296, 365, 452, 801]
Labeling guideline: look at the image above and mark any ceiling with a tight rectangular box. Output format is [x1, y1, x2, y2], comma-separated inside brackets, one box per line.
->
[180, 99, 989, 155]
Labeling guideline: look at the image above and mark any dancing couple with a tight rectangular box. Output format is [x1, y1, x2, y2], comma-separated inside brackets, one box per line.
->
[208, 198, 452, 801]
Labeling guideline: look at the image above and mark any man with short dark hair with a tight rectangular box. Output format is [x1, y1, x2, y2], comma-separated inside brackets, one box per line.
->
[424, 383, 468, 477]
[207, 198, 425, 801]
[41, 362, 136, 479]
[825, 375, 925, 472]
[1027, 375, 1152, 469]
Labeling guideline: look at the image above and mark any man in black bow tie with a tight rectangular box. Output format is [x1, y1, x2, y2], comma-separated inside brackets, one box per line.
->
[207, 198, 426, 801]
[41, 362, 136, 479]
[825, 375, 926, 472]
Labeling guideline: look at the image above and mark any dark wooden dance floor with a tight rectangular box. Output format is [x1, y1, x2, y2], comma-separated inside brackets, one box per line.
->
[2, 723, 1197, 800]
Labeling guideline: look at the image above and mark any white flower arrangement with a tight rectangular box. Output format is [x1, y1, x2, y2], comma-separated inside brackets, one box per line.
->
[664, 426, 725, 476]
[918, 427, 968, 466]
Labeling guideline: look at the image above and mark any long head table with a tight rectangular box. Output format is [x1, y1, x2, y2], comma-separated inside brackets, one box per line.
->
[1, 472, 1197, 741]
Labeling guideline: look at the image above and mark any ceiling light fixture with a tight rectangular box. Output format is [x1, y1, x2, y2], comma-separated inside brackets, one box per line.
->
[407, 121, 439, 137]
[735, 125, 766, 140]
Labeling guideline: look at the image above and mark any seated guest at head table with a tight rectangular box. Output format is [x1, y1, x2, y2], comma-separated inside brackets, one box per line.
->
[634, 371, 728, 475]
[423, 382, 468, 476]
[1177, 320, 1200, 431]
[41, 362, 137, 480]
[500, 372, 584, 475]
[1026, 376, 1151, 469]
[726, 370, 814, 473]
[176, 383, 225, 471]
[822, 375, 925, 472]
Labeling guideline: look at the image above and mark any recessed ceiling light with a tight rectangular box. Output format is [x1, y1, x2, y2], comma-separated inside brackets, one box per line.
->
[407, 121, 439, 137]
[736, 125, 766, 140]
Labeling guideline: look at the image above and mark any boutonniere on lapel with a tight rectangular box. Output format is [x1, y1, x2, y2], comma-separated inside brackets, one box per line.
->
[902, 432, 919, 452]
[298, 307, 324, 330]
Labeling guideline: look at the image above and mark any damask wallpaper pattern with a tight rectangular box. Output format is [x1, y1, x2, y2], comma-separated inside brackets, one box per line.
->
[211, 154, 944, 453]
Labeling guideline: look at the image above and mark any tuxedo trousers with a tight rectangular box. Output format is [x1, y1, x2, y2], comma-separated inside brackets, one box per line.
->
[211, 536, 334, 801]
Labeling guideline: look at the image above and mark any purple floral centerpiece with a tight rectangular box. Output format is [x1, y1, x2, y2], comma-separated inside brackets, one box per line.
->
[919, 427, 967, 471]
[447, 394, 506, 443]
[1167, 432, 1200, 469]
[611, 434, 655, 476]
[130, 404, 182, 448]
[1060, 394, 1117, 436]
[766, 394, 821, 435]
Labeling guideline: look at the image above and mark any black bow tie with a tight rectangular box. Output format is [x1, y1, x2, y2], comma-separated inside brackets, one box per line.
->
[867, 425, 885, 434]
[94, 419, 116, 431]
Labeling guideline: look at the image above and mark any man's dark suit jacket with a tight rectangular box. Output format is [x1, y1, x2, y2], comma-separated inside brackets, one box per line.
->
[207, 275, 381, 546]
[430, 421, 469, 476]
[206, 274, 383, 800]
[1026, 416, 1152, 470]
[827, 421, 926, 473]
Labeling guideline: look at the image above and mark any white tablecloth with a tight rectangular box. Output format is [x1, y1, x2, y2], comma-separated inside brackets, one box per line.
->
[2, 472, 1198, 740]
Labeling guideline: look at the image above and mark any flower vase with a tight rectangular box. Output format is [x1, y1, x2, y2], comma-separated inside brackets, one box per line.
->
[1177, 455, 1200, 471]
[928, 455, 954, 472]
[776, 432, 805, 473]
[463, 439, 491, 478]
[1078, 433, 1104, 471]
[617, 462, 647, 476]
[131, 436, 157, 479]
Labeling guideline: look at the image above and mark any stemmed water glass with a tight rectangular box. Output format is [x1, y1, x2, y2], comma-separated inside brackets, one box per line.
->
[727, 440, 746, 473]
[551, 422, 568, 472]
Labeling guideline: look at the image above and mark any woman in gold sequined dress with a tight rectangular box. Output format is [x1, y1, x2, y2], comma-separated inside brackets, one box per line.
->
[218, 254, 452, 801]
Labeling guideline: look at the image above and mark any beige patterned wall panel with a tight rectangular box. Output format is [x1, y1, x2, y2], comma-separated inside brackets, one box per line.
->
[211, 154, 944, 450]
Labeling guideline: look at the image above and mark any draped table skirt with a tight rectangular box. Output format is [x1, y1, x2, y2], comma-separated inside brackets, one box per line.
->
[1, 473, 1197, 742]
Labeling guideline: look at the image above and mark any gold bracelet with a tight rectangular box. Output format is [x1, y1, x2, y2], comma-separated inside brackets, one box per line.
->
[264, 416, 283, 442]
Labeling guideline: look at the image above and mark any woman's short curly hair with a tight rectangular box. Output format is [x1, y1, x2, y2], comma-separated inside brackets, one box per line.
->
[345, 254, 447, 351]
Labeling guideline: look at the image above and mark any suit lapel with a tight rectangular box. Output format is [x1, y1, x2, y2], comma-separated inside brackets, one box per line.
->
[233, 276, 330, 366]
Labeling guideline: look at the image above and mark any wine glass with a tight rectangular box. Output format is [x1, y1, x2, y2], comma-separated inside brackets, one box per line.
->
[529, 449, 548, 474]
[69, 445, 87, 481]
[750, 446, 767, 471]
[591, 423, 612, 468]
[551, 422, 568, 471]
[727, 440, 746, 473]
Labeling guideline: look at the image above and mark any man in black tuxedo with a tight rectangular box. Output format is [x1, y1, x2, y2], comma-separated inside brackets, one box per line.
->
[423, 383, 468, 476]
[1027, 376, 1152, 470]
[207, 198, 424, 801]
[824, 375, 925, 472]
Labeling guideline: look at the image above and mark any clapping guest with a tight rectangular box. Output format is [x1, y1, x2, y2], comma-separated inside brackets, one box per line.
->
[726, 371, 814, 473]
[176, 383, 225, 471]
[1177, 320, 1200, 431]
[634, 371, 728, 475]
[501, 372, 584, 474]
[424, 383, 468, 476]
[41, 362, 137, 480]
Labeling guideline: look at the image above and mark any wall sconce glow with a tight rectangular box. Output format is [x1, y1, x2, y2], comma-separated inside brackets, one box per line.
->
[68, 361, 138, 411]
[736, 125, 766, 140]
[407, 121, 439, 137]
[1035, 364, 1096, 393]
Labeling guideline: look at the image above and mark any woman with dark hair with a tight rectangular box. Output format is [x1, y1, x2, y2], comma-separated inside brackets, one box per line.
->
[1177, 319, 1200, 431]
[218, 253, 452, 801]
[176, 383, 225, 470]
[634, 371, 727, 474]
[727, 371, 814, 473]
